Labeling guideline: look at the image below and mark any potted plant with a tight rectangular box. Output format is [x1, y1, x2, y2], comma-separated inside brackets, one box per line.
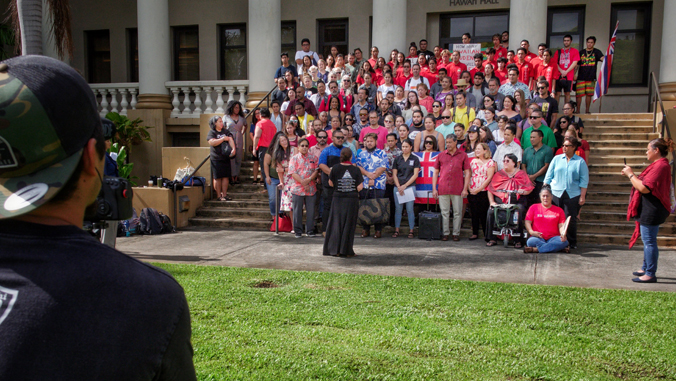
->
[105, 112, 153, 155]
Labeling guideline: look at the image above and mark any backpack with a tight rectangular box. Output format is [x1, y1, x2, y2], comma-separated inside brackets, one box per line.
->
[159, 213, 174, 234]
[139, 208, 163, 235]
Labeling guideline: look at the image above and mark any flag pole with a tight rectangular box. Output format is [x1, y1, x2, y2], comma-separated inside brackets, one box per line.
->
[599, 97, 603, 113]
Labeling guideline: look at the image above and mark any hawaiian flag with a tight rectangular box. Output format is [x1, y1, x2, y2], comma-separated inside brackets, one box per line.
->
[413, 151, 439, 204]
[593, 21, 619, 102]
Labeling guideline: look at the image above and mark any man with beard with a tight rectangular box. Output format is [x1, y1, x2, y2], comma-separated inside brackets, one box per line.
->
[0, 56, 196, 380]
[407, 109, 425, 142]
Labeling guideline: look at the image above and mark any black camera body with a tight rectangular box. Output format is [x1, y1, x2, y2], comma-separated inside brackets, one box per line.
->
[86, 177, 134, 222]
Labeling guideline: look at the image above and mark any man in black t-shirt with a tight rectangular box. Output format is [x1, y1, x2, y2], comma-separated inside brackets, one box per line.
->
[576, 36, 604, 114]
[531, 80, 559, 126]
[0, 56, 196, 380]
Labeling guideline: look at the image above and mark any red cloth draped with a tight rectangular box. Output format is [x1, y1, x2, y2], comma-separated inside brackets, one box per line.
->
[627, 157, 672, 248]
[488, 169, 534, 203]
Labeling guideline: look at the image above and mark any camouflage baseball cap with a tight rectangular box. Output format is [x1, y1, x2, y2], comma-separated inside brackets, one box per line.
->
[0, 55, 102, 219]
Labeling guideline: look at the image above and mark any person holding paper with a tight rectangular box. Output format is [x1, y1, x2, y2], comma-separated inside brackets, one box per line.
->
[392, 139, 421, 238]
[524, 186, 569, 253]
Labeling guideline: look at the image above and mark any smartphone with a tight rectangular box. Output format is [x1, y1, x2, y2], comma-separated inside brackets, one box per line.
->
[624, 158, 627, 166]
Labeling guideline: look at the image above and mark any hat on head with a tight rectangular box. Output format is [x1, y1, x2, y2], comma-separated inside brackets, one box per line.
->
[467, 125, 479, 133]
[455, 79, 469, 89]
[0, 55, 102, 219]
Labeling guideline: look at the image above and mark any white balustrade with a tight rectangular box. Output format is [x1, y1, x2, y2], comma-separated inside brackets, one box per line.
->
[89, 81, 249, 118]
[89, 83, 140, 117]
[164, 81, 249, 118]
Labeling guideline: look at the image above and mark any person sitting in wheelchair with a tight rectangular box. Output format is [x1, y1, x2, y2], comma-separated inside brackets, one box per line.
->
[485, 153, 534, 248]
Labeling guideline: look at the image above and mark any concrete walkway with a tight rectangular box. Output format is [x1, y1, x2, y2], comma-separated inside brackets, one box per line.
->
[116, 227, 676, 292]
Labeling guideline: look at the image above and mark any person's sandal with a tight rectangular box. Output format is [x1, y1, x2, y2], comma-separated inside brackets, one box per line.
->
[391, 230, 400, 238]
[523, 247, 535, 253]
[514, 242, 523, 249]
[224, 195, 232, 201]
[408, 231, 415, 239]
[486, 240, 497, 247]
[468, 235, 478, 240]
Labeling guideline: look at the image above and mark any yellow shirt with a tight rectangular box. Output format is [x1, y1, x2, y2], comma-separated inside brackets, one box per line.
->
[452, 106, 475, 129]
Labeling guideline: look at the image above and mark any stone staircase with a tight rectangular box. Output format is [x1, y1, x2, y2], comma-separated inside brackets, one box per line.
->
[577, 113, 675, 247]
[190, 114, 676, 247]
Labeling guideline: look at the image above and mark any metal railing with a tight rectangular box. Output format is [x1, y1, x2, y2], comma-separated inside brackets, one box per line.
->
[647, 72, 675, 181]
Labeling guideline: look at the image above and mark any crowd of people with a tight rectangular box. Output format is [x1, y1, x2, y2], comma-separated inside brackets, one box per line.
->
[223, 33, 672, 269]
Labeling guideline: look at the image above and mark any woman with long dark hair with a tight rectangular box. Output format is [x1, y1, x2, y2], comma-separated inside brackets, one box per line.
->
[224, 100, 246, 185]
[207, 115, 236, 201]
[249, 109, 262, 184]
[323, 147, 365, 257]
[622, 138, 675, 283]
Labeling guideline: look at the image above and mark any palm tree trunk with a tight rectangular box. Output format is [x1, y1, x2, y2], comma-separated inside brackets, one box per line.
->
[17, 0, 43, 56]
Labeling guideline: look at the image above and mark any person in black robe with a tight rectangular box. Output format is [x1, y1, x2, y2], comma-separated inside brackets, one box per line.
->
[323, 148, 364, 257]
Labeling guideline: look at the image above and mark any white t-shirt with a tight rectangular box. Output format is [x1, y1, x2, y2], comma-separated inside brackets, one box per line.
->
[377, 84, 397, 99]
[295, 50, 319, 64]
[404, 76, 430, 94]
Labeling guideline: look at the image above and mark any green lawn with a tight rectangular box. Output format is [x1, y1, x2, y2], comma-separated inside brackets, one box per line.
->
[157, 263, 676, 381]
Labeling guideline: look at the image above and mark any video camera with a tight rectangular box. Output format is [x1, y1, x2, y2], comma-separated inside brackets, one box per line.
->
[84, 118, 134, 227]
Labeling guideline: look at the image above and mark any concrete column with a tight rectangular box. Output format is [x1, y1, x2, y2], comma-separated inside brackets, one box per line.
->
[136, 0, 172, 109]
[508, 0, 547, 53]
[248, 0, 280, 95]
[372, 0, 407, 59]
[659, 0, 676, 102]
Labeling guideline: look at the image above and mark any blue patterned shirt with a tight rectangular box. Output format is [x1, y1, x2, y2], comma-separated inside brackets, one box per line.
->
[498, 81, 532, 100]
[356, 148, 389, 190]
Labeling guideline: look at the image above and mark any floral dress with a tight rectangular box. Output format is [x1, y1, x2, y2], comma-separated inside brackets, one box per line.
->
[279, 159, 293, 212]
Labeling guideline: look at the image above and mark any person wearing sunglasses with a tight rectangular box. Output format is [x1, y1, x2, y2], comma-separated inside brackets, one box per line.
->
[521, 109, 557, 151]
[289, 138, 320, 238]
[531, 80, 559, 126]
[415, 115, 445, 152]
[543, 136, 589, 250]
[434, 109, 456, 140]
[356, 133, 389, 238]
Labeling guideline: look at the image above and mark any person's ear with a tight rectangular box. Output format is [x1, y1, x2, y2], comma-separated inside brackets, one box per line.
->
[81, 138, 101, 177]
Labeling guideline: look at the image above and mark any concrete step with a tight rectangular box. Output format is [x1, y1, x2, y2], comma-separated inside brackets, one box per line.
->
[576, 233, 676, 247]
[580, 113, 653, 120]
[584, 132, 659, 140]
[203, 199, 269, 209]
[588, 155, 648, 165]
[590, 147, 647, 155]
[584, 126, 654, 133]
[196, 207, 272, 219]
[588, 140, 651, 148]
[585, 191, 631, 201]
[190, 216, 272, 229]
[588, 163, 647, 172]
[578, 221, 676, 235]
[583, 201, 629, 211]
[587, 181, 634, 191]
[583, 120, 653, 127]
[580, 211, 676, 223]
[216, 191, 268, 200]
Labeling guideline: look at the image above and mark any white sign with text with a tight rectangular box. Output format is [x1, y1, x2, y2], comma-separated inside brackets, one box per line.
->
[452, 44, 482, 69]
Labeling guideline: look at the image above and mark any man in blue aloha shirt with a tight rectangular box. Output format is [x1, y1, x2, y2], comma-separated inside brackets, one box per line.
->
[356, 133, 389, 238]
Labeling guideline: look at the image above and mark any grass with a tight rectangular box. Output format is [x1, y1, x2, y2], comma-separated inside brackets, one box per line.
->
[156, 263, 676, 381]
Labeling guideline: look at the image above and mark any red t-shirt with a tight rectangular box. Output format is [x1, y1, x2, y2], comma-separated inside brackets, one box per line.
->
[469, 66, 485, 80]
[525, 52, 538, 62]
[552, 48, 581, 81]
[494, 47, 508, 60]
[536, 62, 559, 93]
[514, 60, 534, 86]
[421, 69, 440, 85]
[495, 69, 508, 84]
[446, 62, 467, 85]
[256, 119, 277, 149]
[526, 203, 566, 240]
[358, 126, 389, 150]
[530, 56, 543, 73]
[394, 74, 412, 88]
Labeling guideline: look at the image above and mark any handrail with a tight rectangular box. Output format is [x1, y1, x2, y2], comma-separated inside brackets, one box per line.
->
[244, 84, 278, 119]
[648, 72, 671, 138]
[648, 72, 675, 183]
